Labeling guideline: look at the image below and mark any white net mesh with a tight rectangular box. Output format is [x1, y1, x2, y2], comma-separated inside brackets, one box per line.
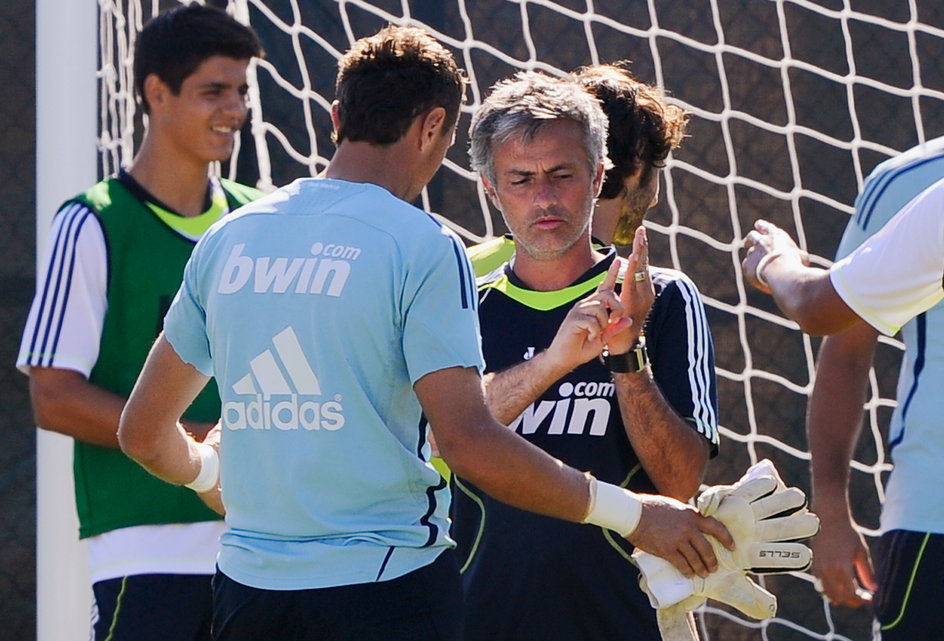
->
[98, 1, 944, 639]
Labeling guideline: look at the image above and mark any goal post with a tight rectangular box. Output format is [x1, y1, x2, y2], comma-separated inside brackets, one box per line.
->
[36, 2, 96, 640]
[63, 1, 944, 640]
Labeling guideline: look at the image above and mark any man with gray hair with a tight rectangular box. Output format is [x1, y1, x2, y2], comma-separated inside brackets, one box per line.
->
[118, 26, 734, 638]
[452, 71, 718, 640]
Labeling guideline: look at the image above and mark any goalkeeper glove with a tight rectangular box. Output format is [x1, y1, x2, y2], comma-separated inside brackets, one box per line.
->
[634, 459, 819, 620]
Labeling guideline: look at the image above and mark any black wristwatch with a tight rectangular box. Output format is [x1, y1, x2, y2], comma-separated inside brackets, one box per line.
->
[602, 337, 648, 373]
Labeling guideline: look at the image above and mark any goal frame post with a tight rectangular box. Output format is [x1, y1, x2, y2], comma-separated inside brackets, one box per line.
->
[36, 1, 97, 640]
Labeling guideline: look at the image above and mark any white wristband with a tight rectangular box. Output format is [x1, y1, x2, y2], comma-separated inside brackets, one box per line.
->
[184, 442, 220, 493]
[582, 478, 643, 537]
[754, 250, 784, 288]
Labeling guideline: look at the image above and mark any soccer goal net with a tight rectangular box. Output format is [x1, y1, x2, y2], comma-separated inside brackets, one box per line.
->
[96, 1, 944, 639]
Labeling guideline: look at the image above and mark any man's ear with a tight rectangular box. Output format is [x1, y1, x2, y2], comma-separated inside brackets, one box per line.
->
[330, 101, 341, 134]
[418, 107, 448, 151]
[592, 160, 606, 198]
[482, 175, 502, 211]
[626, 165, 661, 207]
[143, 74, 169, 112]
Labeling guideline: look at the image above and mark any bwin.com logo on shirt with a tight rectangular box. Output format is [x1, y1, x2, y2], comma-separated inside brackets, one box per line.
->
[222, 326, 345, 431]
[217, 242, 359, 296]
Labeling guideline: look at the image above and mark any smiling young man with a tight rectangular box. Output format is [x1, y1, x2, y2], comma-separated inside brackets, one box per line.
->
[16, 5, 263, 640]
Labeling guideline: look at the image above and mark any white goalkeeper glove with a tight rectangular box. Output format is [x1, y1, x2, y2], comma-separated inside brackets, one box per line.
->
[634, 459, 820, 620]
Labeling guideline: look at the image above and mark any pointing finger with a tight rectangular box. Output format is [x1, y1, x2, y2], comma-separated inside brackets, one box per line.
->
[632, 225, 649, 267]
[596, 255, 621, 294]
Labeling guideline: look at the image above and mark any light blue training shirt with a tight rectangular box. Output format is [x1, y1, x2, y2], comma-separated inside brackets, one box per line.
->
[164, 178, 483, 589]
[836, 136, 944, 534]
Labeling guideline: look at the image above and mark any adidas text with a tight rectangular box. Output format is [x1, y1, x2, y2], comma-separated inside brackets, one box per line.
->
[224, 393, 345, 431]
[224, 326, 347, 432]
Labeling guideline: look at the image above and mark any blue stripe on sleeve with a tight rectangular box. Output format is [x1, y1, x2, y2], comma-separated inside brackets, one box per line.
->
[27, 203, 96, 367]
[450, 238, 474, 310]
[891, 312, 927, 452]
[858, 156, 944, 229]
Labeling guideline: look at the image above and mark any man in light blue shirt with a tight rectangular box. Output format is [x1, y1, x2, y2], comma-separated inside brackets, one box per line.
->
[119, 25, 733, 641]
[170, 177, 482, 590]
[808, 137, 944, 638]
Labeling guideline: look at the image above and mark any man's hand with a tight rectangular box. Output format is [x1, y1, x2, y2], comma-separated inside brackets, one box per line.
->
[194, 422, 224, 515]
[634, 460, 820, 620]
[541, 226, 657, 370]
[182, 419, 217, 442]
[812, 512, 875, 607]
[543, 258, 628, 371]
[741, 219, 810, 293]
[628, 494, 734, 578]
[606, 225, 655, 355]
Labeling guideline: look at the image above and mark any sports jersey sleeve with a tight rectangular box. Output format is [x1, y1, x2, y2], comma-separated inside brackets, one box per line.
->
[17, 202, 108, 377]
[647, 272, 720, 450]
[838, 143, 944, 263]
[163, 240, 213, 376]
[402, 229, 484, 383]
[835, 211, 875, 262]
[830, 179, 944, 336]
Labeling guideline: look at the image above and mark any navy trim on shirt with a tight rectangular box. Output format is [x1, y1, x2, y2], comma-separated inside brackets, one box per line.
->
[857, 155, 944, 229]
[27, 203, 96, 367]
[451, 239, 474, 310]
[891, 312, 928, 452]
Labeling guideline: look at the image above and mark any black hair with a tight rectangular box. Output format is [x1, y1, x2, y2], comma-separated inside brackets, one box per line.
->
[133, 3, 263, 114]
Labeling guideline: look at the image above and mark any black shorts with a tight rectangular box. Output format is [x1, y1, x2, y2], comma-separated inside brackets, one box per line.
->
[211, 550, 462, 641]
[873, 530, 944, 641]
[91, 574, 213, 641]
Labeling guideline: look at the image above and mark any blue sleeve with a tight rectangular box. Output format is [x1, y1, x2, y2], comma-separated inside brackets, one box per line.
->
[645, 273, 720, 451]
[839, 150, 944, 260]
[402, 228, 484, 383]
[163, 245, 214, 376]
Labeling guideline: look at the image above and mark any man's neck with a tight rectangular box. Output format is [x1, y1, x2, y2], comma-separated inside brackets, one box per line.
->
[512, 240, 602, 291]
[591, 197, 620, 246]
[325, 139, 418, 202]
[127, 140, 212, 218]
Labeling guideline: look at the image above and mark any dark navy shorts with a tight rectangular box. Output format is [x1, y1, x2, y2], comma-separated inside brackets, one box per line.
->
[211, 550, 462, 641]
[873, 530, 944, 641]
[91, 573, 213, 641]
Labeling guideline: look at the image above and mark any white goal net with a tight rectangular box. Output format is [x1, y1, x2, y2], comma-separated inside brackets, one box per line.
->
[96, 1, 944, 639]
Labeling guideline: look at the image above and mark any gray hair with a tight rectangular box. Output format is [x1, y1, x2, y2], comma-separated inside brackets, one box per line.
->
[469, 71, 610, 185]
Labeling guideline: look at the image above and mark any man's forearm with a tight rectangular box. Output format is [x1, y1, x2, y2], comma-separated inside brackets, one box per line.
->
[29, 367, 127, 448]
[742, 221, 860, 335]
[807, 327, 876, 517]
[423, 366, 591, 521]
[122, 419, 205, 486]
[484, 350, 571, 425]
[614, 369, 709, 500]
[765, 266, 859, 336]
[118, 334, 212, 486]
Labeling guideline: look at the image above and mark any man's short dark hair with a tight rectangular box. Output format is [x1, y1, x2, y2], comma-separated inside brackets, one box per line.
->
[134, 3, 264, 114]
[573, 63, 688, 200]
[333, 25, 466, 146]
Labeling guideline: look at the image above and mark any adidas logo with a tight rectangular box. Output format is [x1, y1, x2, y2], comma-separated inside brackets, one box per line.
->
[222, 326, 346, 431]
